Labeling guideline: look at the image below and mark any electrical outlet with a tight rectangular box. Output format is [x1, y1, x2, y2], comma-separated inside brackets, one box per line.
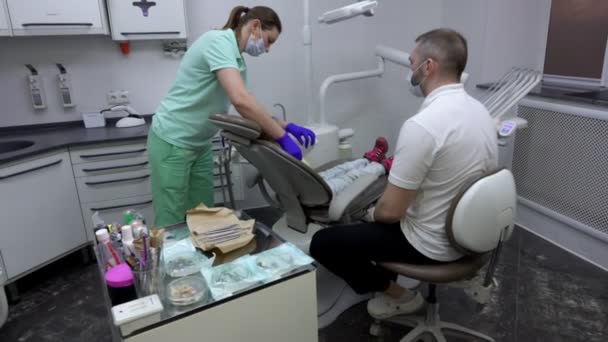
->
[107, 90, 130, 105]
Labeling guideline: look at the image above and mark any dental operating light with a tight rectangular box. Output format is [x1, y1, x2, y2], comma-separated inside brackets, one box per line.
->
[318, 0, 378, 24]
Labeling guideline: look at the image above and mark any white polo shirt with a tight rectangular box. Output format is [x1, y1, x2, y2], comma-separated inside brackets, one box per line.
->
[389, 84, 498, 261]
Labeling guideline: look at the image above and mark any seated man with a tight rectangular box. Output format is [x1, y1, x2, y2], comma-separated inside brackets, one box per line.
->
[310, 28, 498, 319]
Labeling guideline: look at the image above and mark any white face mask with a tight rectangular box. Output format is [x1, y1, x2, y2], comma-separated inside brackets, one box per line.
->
[245, 28, 266, 57]
[406, 60, 428, 98]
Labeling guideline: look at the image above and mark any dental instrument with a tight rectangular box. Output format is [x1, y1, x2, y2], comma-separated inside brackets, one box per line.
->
[481, 68, 542, 140]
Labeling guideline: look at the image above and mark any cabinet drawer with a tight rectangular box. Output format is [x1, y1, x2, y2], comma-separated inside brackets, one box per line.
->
[81, 195, 154, 240]
[76, 169, 151, 203]
[70, 141, 147, 164]
[73, 156, 149, 177]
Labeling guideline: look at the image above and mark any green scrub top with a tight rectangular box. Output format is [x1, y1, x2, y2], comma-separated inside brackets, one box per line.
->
[152, 29, 247, 150]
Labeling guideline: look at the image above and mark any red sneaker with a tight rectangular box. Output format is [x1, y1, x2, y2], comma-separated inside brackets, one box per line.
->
[381, 156, 394, 173]
[364, 137, 389, 163]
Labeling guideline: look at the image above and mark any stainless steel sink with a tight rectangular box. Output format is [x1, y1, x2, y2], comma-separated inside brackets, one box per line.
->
[0, 140, 35, 154]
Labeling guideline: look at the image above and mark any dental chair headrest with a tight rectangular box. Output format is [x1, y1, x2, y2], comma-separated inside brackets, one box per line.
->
[210, 114, 262, 140]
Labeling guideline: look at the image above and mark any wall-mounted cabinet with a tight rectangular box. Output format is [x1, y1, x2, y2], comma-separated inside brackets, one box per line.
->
[7, 0, 108, 36]
[107, 0, 187, 41]
[0, 0, 11, 36]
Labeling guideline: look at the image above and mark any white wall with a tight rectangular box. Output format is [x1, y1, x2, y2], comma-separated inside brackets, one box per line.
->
[0, 0, 556, 210]
[0, 36, 179, 127]
[0, 0, 305, 128]
[0, 0, 445, 157]
[312, 0, 444, 155]
[0, 0, 552, 148]
[441, 0, 489, 94]
[442, 0, 551, 99]
[480, 0, 551, 80]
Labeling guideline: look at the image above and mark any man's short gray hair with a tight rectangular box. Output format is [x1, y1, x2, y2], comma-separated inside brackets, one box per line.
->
[415, 28, 468, 80]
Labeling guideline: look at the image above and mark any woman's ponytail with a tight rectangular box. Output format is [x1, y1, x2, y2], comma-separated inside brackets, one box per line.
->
[222, 6, 282, 33]
[222, 6, 249, 30]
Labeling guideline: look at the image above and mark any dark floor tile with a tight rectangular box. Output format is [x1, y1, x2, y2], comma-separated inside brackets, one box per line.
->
[517, 228, 608, 342]
[517, 325, 605, 342]
[505, 225, 522, 250]
[519, 227, 606, 278]
[437, 273, 518, 342]
[517, 261, 608, 342]
[0, 259, 112, 342]
[8, 250, 88, 296]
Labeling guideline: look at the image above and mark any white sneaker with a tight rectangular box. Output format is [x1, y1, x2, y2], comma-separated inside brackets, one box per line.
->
[367, 292, 425, 319]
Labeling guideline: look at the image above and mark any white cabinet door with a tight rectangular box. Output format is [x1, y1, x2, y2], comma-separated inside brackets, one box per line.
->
[7, 0, 107, 36]
[0, 1, 11, 36]
[107, 0, 187, 40]
[0, 151, 86, 279]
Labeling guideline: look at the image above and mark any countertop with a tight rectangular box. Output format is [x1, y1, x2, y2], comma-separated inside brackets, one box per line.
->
[0, 118, 152, 164]
[476, 82, 608, 108]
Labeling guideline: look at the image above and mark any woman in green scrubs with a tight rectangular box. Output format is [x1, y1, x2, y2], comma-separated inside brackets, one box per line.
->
[148, 6, 316, 226]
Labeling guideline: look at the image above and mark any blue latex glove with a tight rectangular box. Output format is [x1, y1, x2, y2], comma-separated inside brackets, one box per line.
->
[285, 123, 316, 148]
[276, 133, 303, 160]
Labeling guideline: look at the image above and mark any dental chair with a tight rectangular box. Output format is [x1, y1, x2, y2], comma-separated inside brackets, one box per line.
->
[209, 113, 388, 328]
[370, 169, 517, 342]
[209, 114, 386, 233]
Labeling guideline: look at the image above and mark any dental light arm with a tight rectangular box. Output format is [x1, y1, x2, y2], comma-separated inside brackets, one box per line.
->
[375, 45, 470, 82]
[375, 45, 410, 67]
[319, 57, 385, 125]
[318, 0, 378, 24]
[318, 45, 470, 125]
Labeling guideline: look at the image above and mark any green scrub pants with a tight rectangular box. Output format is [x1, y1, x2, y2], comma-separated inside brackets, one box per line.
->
[147, 130, 214, 227]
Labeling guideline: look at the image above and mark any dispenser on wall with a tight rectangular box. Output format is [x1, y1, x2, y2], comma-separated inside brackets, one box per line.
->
[25, 65, 46, 110]
[56, 64, 75, 108]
